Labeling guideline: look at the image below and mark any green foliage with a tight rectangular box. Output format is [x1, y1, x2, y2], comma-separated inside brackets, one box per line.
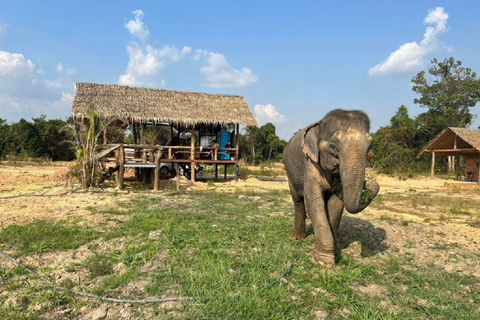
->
[412, 57, 480, 145]
[239, 123, 287, 165]
[373, 57, 480, 174]
[0, 116, 75, 160]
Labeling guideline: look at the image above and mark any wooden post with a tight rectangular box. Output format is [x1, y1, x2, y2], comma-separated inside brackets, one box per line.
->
[215, 164, 218, 179]
[118, 144, 125, 190]
[154, 151, 161, 191]
[455, 153, 460, 181]
[176, 162, 181, 192]
[478, 153, 480, 184]
[431, 151, 436, 179]
[190, 125, 196, 182]
[224, 164, 227, 180]
[149, 150, 154, 163]
[142, 149, 148, 184]
[132, 122, 140, 180]
[234, 164, 238, 182]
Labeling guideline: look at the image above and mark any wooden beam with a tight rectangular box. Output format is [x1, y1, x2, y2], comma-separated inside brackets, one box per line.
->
[431, 151, 435, 179]
[425, 148, 478, 153]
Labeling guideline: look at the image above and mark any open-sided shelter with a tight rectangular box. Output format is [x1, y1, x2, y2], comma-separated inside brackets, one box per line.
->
[72, 82, 257, 188]
[417, 127, 480, 183]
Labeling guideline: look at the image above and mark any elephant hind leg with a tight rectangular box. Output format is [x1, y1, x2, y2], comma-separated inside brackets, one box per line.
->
[292, 198, 307, 239]
[289, 181, 307, 239]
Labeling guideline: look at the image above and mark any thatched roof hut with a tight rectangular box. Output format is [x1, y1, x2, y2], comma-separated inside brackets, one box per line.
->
[417, 127, 480, 157]
[418, 127, 480, 182]
[72, 82, 257, 126]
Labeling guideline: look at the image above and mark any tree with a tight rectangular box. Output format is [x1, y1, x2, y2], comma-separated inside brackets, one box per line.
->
[239, 123, 287, 165]
[412, 57, 480, 140]
[372, 106, 421, 172]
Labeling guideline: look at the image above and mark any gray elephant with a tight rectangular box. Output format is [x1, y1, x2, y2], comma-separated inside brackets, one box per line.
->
[283, 109, 380, 268]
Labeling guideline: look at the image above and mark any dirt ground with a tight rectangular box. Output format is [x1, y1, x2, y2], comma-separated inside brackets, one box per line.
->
[0, 161, 479, 318]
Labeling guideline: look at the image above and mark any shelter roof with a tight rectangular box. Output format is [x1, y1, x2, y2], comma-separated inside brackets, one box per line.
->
[72, 82, 257, 126]
[418, 127, 480, 157]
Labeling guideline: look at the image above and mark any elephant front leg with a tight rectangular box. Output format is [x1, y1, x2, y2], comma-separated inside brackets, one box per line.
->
[327, 193, 344, 261]
[305, 193, 335, 268]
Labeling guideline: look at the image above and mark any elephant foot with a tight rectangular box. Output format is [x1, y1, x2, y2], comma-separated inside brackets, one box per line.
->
[291, 230, 307, 240]
[311, 251, 335, 269]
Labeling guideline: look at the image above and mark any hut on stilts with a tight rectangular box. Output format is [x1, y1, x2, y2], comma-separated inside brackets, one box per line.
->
[417, 127, 480, 183]
[72, 82, 257, 190]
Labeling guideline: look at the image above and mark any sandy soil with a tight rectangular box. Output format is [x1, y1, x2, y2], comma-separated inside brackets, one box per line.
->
[0, 161, 479, 318]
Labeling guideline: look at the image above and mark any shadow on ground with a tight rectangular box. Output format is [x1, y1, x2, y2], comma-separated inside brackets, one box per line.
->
[339, 216, 387, 257]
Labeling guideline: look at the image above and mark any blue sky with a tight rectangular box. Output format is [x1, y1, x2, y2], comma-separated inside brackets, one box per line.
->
[1, 1, 479, 139]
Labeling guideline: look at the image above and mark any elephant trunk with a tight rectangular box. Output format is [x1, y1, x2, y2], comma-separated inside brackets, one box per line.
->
[340, 138, 379, 214]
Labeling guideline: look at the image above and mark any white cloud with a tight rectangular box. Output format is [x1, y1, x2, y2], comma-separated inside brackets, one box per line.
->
[369, 7, 449, 76]
[125, 9, 150, 42]
[119, 10, 257, 89]
[56, 63, 64, 72]
[197, 51, 258, 88]
[0, 50, 76, 121]
[0, 51, 35, 77]
[119, 11, 191, 87]
[254, 103, 287, 125]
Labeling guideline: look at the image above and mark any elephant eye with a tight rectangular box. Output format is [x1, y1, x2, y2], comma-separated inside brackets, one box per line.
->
[329, 143, 339, 157]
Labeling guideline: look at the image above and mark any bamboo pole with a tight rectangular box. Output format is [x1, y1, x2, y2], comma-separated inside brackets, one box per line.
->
[118, 144, 125, 190]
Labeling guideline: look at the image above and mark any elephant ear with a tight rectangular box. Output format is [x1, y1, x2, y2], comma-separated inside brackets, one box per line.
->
[301, 121, 322, 163]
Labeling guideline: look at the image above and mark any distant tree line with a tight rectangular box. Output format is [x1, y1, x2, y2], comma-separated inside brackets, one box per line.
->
[372, 57, 480, 174]
[1, 57, 478, 174]
[0, 115, 76, 161]
[239, 122, 287, 165]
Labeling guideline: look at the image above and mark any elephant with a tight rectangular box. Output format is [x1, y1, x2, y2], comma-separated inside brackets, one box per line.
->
[283, 109, 380, 268]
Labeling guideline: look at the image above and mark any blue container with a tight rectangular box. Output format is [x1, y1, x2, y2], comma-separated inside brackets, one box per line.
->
[219, 131, 231, 160]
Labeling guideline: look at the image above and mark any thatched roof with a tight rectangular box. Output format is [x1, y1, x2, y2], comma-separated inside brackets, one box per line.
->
[417, 127, 480, 157]
[72, 82, 257, 126]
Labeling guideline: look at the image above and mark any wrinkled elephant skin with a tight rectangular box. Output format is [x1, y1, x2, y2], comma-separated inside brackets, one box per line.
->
[283, 109, 379, 268]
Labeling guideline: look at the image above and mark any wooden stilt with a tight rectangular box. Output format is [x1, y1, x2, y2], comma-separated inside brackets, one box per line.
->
[431, 151, 436, 179]
[215, 164, 218, 179]
[234, 164, 238, 182]
[142, 149, 148, 184]
[455, 153, 460, 181]
[224, 164, 227, 180]
[191, 125, 196, 182]
[176, 162, 181, 192]
[118, 144, 125, 190]
[154, 151, 161, 191]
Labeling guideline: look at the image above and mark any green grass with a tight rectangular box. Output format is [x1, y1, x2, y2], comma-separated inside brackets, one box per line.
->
[0, 220, 99, 255]
[0, 190, 479, 319]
